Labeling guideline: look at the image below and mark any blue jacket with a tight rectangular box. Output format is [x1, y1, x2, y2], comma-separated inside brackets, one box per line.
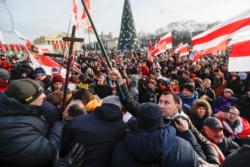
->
[111, 125, 199, 167]
[62, 104, 126, 167]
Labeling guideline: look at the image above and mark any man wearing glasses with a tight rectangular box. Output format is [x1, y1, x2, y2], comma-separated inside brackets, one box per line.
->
[221, 106, 250, 146]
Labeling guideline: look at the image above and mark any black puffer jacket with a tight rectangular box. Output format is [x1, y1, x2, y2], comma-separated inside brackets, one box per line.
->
[0, 92, 65, 167]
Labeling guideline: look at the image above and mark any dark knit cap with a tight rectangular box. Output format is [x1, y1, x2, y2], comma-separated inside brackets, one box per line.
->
[5, 79, 44, 104]
[137, 102, 163, 129]
[183, 84, 194, 93]
[0, 68, 10, 80]
[33, 67, 46, 76]
[52, 75, 64, 84]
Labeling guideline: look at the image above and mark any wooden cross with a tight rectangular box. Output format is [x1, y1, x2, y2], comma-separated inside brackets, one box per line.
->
[61, 25, 84, 110]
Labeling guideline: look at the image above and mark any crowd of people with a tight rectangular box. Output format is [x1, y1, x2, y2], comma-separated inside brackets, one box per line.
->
[0, 50, 250, 166]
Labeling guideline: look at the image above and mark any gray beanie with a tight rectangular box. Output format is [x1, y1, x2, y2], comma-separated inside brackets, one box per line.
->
[0, 68, 10, 80]
[102, 95, 121, 109]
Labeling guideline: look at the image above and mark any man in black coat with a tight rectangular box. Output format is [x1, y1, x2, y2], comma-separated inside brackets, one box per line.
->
[111, 102, 199, 167]
[0, 79, 64, 167]
[0, 79, 83, 167]
[62, 95, 126, 167]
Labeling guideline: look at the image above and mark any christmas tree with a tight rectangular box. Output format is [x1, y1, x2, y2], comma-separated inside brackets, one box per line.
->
[117, 0, 139, 50]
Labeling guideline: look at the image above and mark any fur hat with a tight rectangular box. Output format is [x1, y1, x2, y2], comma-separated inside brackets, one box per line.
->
[224, 88, 234, 95]
[5, 79, 43, 104]
[0, 68, 10, 80]
[137, 102, 163, 129]
[102, 95, 121, 109]
[33, 67, 46, 76]
[52, 75, 64, 84]
[182, 84, 194, 93]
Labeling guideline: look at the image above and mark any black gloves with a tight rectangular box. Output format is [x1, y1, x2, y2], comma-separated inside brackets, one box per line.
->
[54, 143, 85, 167]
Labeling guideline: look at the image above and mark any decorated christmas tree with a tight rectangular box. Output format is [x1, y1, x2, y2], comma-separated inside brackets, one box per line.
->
[117, 0, 139, 50]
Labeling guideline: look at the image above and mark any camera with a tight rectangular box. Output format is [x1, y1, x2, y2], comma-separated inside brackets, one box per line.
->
[118, 65, 124, 71]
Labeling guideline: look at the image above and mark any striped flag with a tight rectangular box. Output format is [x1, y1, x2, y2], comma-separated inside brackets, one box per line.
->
[192, 9, 250, 51]
[81, 0, 94, 34]
[228, 39, 250, 71]
[72, 0, 79, 30]
[151, 32, 172, 56]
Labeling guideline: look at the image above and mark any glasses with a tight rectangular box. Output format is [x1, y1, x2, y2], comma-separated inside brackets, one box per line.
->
[229, 112, 238, 116]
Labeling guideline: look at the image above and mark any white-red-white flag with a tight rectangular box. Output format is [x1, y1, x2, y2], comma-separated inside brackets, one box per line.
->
[158, 32, 172, 50]
[178, 44, 189, 57]
[192, 9, 250, 51]
[81, 0, 94, 34]
[228, 39, 250, 71]
[72, 0, 79, 30]
[151, 32, 172, 56]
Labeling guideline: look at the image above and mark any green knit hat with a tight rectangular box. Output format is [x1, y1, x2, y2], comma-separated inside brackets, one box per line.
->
[5, 79, 44, 104]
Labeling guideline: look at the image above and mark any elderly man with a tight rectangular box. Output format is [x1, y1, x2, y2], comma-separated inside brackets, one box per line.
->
[202, 117, 239, 162]
[220, 106, 250, 145]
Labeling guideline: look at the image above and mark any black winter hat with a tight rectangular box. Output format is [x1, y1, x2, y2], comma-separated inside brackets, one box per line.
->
[33, 67, 46, 76]
[5, 79, 44, 104]
[182, 84, 194, 93]
[137, 102, 163, 129]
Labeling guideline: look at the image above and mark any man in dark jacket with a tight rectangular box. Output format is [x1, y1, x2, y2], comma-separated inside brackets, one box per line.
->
[108, 68, 220, 166]
[0, 79, 65, 167]
[111, 102, 199, 167]
[61, 95, 126, 167]
[202, 117, 239, 162]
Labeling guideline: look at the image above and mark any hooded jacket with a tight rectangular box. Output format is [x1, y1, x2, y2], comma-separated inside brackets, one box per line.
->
[111, 125, 199, 167]
[0, 92, 64, 167]
[62, 104, 126, 167]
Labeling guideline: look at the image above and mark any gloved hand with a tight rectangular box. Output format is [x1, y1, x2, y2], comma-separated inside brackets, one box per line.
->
[54, 143, 85, 167]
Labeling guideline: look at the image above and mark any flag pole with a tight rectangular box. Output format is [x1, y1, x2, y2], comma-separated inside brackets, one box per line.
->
[80, 0, 125, 99]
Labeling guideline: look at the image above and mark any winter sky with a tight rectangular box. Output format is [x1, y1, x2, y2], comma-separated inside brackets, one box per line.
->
[0, 0, 250, 44]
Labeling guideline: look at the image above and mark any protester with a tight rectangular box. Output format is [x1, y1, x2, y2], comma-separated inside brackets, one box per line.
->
[0, 79, 82, 167]
[73, 88, 102, 113]
[111, 102, 200, 167]
[46, 74, 65, 93]
[190, 99, 213, 131]
[213, 88, 238, 119]
[61, 95, 126, 167]
[220, 106, 250, 145]
[88, 75, 113, 99]
[178, 83, 198, 108]
[33, 66, 51, 89]
[62, 100, 87, 121]
[108, 68, 220, 166]
[221, 145, 250, 167]
[202, 117, 239, 162]
[236, 87, 250, 122]
[200, 78, 215, 107]
[0, 67, 10, 91]
[226, 73, 243, 98]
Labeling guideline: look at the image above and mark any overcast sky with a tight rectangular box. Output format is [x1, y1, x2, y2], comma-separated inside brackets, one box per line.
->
[1, 0, 250, 44]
